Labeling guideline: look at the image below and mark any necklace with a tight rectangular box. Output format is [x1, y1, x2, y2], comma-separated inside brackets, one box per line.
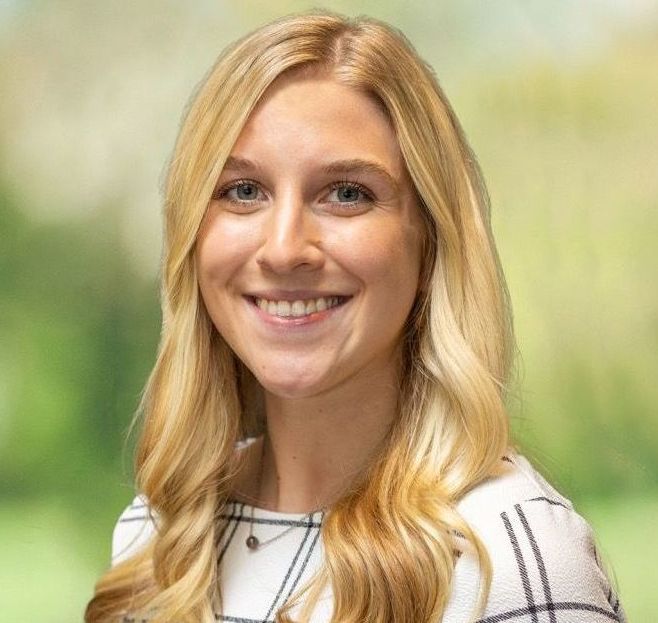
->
[244, 432, 324, 550]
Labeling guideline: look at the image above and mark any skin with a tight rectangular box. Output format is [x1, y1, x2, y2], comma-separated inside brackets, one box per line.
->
[195, 70, 425, 513]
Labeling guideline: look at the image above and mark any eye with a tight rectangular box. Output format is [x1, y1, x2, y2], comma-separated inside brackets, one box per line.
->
[326, 181, 374, 207]
[213, 179, 263, 206]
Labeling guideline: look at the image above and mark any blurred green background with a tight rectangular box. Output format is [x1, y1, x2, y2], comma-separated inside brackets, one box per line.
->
[1, 1, 655, 621]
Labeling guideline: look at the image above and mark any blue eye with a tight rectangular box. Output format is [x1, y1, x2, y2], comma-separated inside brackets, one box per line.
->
[328, 182, 373, 205]
[234, 183, 258, 200]
[215, 180, 261, 204]
[336, 186, 359, 202]
[213, 179, 375, 211]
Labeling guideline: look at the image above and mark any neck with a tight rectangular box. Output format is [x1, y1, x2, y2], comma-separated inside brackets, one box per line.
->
[251, 353, 401, 514]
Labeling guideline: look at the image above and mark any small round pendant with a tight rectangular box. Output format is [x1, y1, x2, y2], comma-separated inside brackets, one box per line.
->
[246, 535, 259, 550]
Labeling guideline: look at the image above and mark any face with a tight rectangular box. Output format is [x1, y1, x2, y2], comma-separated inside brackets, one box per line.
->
[195, 71, 424, 399]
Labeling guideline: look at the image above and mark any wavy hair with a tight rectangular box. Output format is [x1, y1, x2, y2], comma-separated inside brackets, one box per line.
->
[85, 10, 517, 623]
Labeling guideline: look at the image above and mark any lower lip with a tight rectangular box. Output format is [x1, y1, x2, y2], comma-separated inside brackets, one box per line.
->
[244, 296, 352, 329]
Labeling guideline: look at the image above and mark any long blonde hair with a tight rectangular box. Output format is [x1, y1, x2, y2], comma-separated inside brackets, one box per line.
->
[85, 10, 516, 623]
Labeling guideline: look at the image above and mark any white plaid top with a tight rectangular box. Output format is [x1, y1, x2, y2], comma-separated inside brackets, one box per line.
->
[112, 450, 627, 622]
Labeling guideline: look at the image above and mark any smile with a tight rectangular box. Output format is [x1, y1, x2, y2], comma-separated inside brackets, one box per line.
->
[249, 295, 351, 319]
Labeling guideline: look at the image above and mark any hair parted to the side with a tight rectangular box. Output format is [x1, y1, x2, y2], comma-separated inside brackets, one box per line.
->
[85, 9, 518, 623]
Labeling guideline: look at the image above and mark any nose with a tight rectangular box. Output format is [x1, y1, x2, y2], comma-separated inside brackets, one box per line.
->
[255, 192, 324, 274]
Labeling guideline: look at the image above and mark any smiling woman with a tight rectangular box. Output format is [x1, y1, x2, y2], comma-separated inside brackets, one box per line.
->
[196, 72, 423, 404]
[85, 10, 627, 623]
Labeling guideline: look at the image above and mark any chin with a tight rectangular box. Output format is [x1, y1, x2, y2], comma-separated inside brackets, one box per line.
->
[255, 370, 330, 400]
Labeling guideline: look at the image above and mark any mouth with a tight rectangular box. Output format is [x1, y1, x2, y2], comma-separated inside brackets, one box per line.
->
[245, 294, 352, 320]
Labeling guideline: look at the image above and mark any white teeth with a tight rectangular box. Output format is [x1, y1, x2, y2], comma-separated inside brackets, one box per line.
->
[254, 295, 345, 317]
[276, 300, 291, 316]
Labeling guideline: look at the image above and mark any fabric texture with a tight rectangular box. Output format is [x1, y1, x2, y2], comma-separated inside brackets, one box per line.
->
[112, 448, 627, 622]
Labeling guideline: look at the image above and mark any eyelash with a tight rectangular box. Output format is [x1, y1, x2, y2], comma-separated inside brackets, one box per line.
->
[329, 179, 375, 204]
[213, 178, 374, 207]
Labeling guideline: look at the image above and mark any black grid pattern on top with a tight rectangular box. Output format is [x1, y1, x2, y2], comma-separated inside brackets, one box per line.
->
[119, 465, 626, 623]
[120, 499, 325, 623]
[214, 500, 325, 622]
[207, 498, 624, 623]
[478, 498, 624, 623]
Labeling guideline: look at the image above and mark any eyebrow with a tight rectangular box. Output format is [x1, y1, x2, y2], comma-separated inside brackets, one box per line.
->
[222, 155, 400, 192]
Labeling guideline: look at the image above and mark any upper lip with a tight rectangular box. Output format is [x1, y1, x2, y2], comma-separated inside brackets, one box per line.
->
[246, 289, 353, 301]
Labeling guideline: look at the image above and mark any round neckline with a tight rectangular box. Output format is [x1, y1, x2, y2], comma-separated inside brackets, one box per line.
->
[231, 436, 328, 520]
[227, 497, 325, 520]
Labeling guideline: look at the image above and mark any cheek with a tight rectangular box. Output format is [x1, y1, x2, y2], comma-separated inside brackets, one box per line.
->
[331, 218, 422, 304]
[196, 213, 258, 286]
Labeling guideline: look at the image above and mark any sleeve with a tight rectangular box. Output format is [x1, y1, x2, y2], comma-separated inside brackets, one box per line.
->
[110, 494, 157, 566]
[443, 497, 627, 622]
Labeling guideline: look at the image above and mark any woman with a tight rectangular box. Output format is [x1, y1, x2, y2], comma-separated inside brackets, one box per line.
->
[85, 10, 626, 623]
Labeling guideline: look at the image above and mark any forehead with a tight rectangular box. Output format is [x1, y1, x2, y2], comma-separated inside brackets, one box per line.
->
[230, 72, 406, 176]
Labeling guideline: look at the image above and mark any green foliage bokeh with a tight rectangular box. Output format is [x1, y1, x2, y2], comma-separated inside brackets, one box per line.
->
[0, 1, 655, 621]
